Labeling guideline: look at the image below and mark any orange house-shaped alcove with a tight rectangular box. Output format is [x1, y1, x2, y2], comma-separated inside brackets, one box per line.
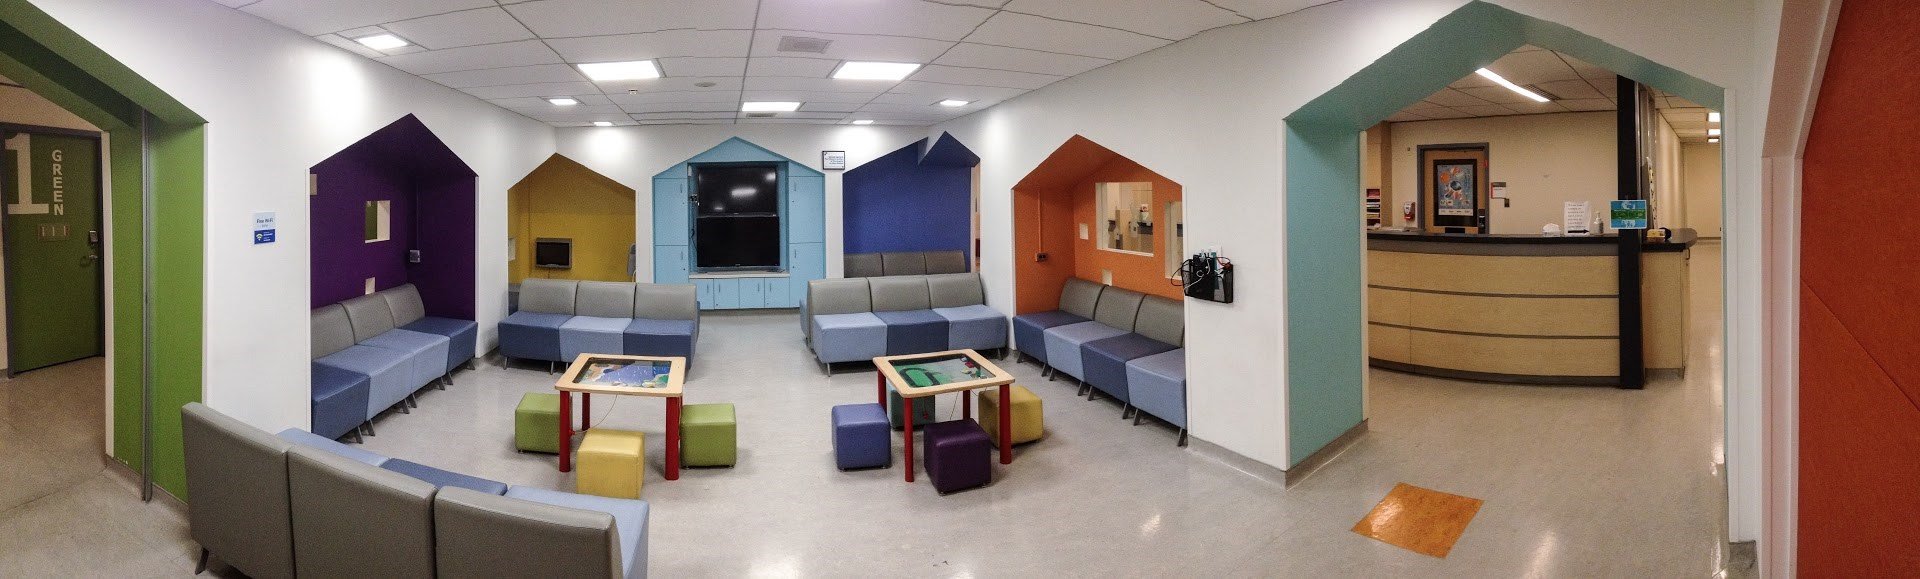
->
[1014, 135, 1185, 314]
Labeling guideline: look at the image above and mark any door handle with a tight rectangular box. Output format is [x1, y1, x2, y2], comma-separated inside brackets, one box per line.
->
[82, 254, 99, 266]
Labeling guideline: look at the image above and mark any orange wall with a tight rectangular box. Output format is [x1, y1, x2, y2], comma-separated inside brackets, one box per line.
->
[1013, 136, 1185, 314]
[1013, 177, 1080, 314]
[1069, 156, 1184, 302]
[1799, 0, 1920, 573]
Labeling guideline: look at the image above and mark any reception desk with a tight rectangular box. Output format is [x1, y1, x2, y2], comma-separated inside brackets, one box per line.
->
[1366, 230, 1693, 385]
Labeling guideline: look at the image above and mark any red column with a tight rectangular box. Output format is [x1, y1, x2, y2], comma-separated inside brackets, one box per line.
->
[665, 397, 682, 481]
[876, 371, 885, 405]
[558, 391, 573, 472]
[903, 396, 915, 483]
[998, 384, 1012, 464]
[580, 393, 591, 432]
[962, 391, 972, 421]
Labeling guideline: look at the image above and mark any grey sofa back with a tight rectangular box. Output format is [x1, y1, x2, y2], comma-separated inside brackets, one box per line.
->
[520, 278, 580, 315]
[577, 281, 639, 318]
[312, 304, 357, 360]
[926, 273, 985, 309]
[808, 279, 873, 316]
[869, 276, 931, 312]
[182, 402, 297, 579]
[382, 284, 429, 327]
[342, 293, 399, 343]
[844, 253, 883, 278]
[287, 446, 438, 578]
[1059, 278, 1105, 319]
[844, 250, 967, 277]
[880, 252, 927, 276]
[634, 284, 698, 320]
[1134, 295, 1185, 346]
[923, 251, 966, 274]
[433, 488, 622, 578]
[1092, 286, 1146, 332]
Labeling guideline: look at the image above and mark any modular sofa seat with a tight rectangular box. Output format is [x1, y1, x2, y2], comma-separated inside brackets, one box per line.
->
[312, 304, 413, 427]
[806, 273, 1008, 373]
[1012, 278, 1105, 366]
[561, 281, 641, 362]
[286, 446, 438, 578]
[278, 427, 391, 467]
[927, 273, 1008, 352]
[344, 293, 452, 393]
[844, 250, 968, 278]
[499, 278, 579, 366]
[625, 284, 700, 358]
[500, 279, 702, 370]
[1127, 348, 1189, 446]
[1044, 286, 1147, 383]
[309, 364, 370, 441]
[1082, 295, 1185, 406]
[438, 486, 651, 579]
[182, 402, 297, 579]
[871, 277, 948, 356]
[806, 278, 888, 372]
[382, 283, 478, 378]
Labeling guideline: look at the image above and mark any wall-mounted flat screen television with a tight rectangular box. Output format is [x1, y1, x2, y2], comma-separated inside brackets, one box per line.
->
[534, 238, 572, 269]
[695, 216, 780, 269]
[695, 164, 780, 215]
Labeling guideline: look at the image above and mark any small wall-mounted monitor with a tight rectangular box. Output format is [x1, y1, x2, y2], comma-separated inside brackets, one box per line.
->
[534, 238, 572, 269]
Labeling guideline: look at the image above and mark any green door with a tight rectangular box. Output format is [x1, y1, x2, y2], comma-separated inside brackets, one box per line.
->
[2, 131, 103, 374]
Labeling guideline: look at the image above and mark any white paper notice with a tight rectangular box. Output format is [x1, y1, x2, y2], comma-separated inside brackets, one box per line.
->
[1563, 201, 1591, 233]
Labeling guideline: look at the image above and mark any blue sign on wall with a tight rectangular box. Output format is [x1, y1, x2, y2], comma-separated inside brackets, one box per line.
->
[253, 211, 276, 244]
[1609, 199, 1648, 230]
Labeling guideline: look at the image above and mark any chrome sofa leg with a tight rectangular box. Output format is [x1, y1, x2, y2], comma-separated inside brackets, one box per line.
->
[196, 547, 209, 574]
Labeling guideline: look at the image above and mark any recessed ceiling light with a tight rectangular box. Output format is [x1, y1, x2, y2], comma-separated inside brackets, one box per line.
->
[938, 99, 970, 107]
[1707, 137, 1720, 143]
[1474, 68, 1551, 103]
[1708, 128, 1721, 136]
[577, 61, 660, 81]
[742, 101, 802, 112]
[546, 97, 580, 106]
[852, 120, 874, 125]
[354, 33, 409, 51]
[832, 61, 921, 81]
[1707, 112, 1721, 123]
[593, 121, 614, 127]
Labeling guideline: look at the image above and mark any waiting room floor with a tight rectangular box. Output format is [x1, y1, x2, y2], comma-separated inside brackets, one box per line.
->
[0, 245, 1742, 577]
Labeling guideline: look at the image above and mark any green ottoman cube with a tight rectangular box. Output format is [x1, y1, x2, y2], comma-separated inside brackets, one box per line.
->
[515, 392, 561, 454]
[680, 403, 737, 467]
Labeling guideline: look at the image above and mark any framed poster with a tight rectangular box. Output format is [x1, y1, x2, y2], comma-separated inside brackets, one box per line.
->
[821, 150, 846, 170]
[1433, 159, 1477, 216]
[1609, 199, 1648, 230]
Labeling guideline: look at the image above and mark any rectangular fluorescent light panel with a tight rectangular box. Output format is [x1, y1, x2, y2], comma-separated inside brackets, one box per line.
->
[852, 119, 874, 125]
[593, 121, 614, 127]
[1474, 68, 1551, 103]
[355, 33, 409, 51]
[832, 61, 921, 81]
[938, 99, 970, 107]
[1707, 137, 1720, 143]
[1708, 112, 1721, 123]
[546, 97, 580, 106]
[577, 61, 660, 81]
[742, 101, 802, 112]
[1708, 128, 1722, 136]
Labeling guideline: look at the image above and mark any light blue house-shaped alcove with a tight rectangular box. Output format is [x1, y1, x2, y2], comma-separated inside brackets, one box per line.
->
[652, 137, 826, 310]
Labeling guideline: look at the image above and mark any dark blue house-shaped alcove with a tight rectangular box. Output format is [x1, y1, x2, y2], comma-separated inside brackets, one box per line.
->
[651, 137, 825, 310]
[843, 132, 980, 265]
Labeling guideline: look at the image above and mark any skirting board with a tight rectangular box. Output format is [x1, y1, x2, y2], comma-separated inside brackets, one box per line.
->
[1185, 436, 1288, 489]
[1284, 419, 1370, 487]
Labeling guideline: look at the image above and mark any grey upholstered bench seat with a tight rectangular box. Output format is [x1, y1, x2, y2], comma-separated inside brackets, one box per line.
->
[805, 272, 1007, 374]
[499, 278, 699, 371]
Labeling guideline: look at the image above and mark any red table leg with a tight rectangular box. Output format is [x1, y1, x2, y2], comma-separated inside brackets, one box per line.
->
[998, 384, 1012, 464]
[580, 393, 591, 432]
[876, 371, 885, 405]
[962, 391, 972, 421]
[558, 391, 573, 472]
[665, 397, 682, 481]
[903, 396, 915, 483]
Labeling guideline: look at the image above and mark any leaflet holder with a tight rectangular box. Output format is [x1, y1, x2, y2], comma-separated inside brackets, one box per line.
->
[1179, 252, 1233, 304]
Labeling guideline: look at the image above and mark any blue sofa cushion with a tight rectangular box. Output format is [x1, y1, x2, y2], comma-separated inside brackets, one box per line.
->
[382, 459, 509, 495]
[277, 428, 390, 466]
[934, 305, 1008, 351]
[315, 344, 413, 416]
[1126, 349, 1187, 428]
[811, 312, 887, 364]
[874, 309, 948, 356]
[1043, 321, 1129, 380]
[623, 318, 697, 358]
[400, 317, 477, 374]
[1081, 334, 1179, 403]
[560, 316, 630, 362]
[830, 403, 890, 470]
[504, 486, 650, 579]
[360, 328, 452, 391]
[310, 364, 370, 440]
[499, 311, 572, 362]
[1012, 311, 1087, 364]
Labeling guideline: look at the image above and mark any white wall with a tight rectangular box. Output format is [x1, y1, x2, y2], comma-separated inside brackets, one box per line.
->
[928, 0, 1773, 540]
[1388, 112, 1616, 234]
[554, 124, 928, 280]
[1684, 143, 1724, 236]
[29, 0, 558, 433]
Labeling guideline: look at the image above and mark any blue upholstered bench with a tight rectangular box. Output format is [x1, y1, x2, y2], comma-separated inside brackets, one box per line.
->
[382, 458, 509, 495]
[382, 283, 478, 378]
[277, 427, 391, 466]
[312, 304, 415, 421]
[624, 284, 699, 358]
[309, 365, 370, 441]
[1127, 348, 1188, 446]
[1080, 295, 1185, 407]
[1044, 285, 1148, 388]
[927, 273, 1007, 352]
[501, 279, 701, 373]
[805, 273, 1007, 375]
[1012, 278, 1105, 366]
[500, 279, 579, 369]
[830, 403, 891, 470]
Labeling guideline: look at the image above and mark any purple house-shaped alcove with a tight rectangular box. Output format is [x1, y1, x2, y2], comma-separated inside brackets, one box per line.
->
[843, 132, 980, 264]
[310, 114, 476, 321]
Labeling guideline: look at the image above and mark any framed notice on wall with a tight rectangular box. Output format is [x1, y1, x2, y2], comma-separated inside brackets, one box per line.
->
[821, 151, 846, 170]
[1433, 159, 1477, 216]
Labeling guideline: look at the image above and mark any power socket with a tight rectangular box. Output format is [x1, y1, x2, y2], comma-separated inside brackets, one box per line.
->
[1035, 252, 1049, 262]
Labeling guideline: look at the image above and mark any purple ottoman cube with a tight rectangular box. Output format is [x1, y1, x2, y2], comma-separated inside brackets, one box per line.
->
[922, 420, 992, 494]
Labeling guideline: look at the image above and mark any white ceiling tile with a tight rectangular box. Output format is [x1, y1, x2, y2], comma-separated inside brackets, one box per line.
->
[1453, 104, 1517, 117]
[1001, 0, 1247, 40]
[594, 76, 743, 94]
[383, 7, 533, 50]
[314, 33, 390, 59]
[757, 0, 995, 41]
[750, 30, 953, 62]
[1535, 79, 1602, 100]
[1413, 108, 1471, 120]
[209, 0, 262, 7]
[1447, 73, 1496, 89]
[511, 104, 626, 116]
[530, 112, 638, 122]
[907, 65, 1062, 90]
[634, 119, 736, 125]
[1384, 112, 1429, 123]
[630, 112, 739, 120]
[378, 39, 561, 75]
[857, 102, 963, 114]
[1203, 0, 1332, 20]
[547, 30, 754, 62]
[738, 111, 847, 120]
[607, 91, 742, 105]
[744, 76, 895, 93]
[658, 57, 747, 78]
[933, 43, 1112, 76]
[1422, 89, 1491, 107]
[1558, 98, 1615, 112]
[620, 102, 739, 114]
[1502, 100, 1568, 115]
[740, 91, 881, 104]
[1406, 101, 1451, 114]
[1481, 50, 1581, 84]
[799, 101, 864, 113]
[963, 12, 1169, 60]
[735, 118, 847, 125]
[489, 95, 611, 109]
[241, 0, 496, 36]
[883, 81, 1026, 101]
[1458, 85, 1537, 105]
[503, 0, 758, 37]
[746, 57, 840, 78]
[423, 64, 587, 88]
[463, 81, 601, 99]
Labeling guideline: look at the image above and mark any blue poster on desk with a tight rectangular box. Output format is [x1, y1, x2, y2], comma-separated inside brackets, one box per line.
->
[1609, 200, 1648, 230]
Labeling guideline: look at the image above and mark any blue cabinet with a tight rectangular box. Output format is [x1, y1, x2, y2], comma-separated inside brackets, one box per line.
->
[652, 176, 688, 247]
[712, 279, 740, 309]
[763, 277, 791, 308]
[652, 139, 827, 311]
[654, 246, 688, 284]
[787, 176, 825, 244]
[739, 278, 766, 308]
[789, 242, 824, 306]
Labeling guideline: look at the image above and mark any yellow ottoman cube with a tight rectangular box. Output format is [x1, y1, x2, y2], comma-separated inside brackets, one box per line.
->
[576, 429, 645, 498]
[978, 385, 1044, 444]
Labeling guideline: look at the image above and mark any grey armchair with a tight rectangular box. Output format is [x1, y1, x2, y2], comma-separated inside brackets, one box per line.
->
[182, 402, 296, 579]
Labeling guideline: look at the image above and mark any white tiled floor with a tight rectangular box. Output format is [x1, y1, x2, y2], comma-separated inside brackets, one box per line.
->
[0, 244, 1740, 576]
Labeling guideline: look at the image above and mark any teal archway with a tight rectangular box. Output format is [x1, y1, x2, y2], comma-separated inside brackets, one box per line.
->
[1280, 1, 1723, 465]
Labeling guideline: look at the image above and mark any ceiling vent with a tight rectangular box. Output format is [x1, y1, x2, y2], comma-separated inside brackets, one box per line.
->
[777, 36, 832, 54]
[744, 112, 778, 118]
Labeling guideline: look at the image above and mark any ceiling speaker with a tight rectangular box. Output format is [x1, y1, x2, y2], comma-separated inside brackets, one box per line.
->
[777, 36, 832, 54]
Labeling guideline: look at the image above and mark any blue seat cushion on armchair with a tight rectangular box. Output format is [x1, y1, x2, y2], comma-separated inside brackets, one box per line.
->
[309, 364, 370, 440]
[400, 317, 477, 374]
[1012, 311, 1087, 364]
[811, 313, 887, 364]
[934, 305, 1008, 351]
[1126, 349, 1187, 428]
[381, 459, 509, 495]
[277, 428, 390, 466]
[1080, 334, 1178, 403]
[315, 344, 413, 417]
[1043, 321, 1129, 381]
[505, 486, 650, 579]
[499, 311, 571, 362]
[623, 318, 697, 358]
[360, 329, 452, 391]
[560, 316, 630, 362]
[874, 310, 948, 356]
